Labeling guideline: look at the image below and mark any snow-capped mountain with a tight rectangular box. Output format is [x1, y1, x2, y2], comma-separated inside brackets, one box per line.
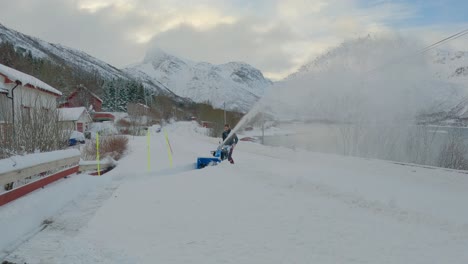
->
[430, 50, 468, 122]
[0, 23, 176, 97]
[285, 36, 468, 121]
[288, 36, 468, 85]
[125, 48, 272, 112]
[431, 49, 468, 84]
[0, 23, 128, 80]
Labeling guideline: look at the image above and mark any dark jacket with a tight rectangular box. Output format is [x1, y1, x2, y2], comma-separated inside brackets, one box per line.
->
[222, 129, 238, 146]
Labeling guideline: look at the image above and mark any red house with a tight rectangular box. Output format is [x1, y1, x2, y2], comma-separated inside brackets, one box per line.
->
[60, 85, 102, 112]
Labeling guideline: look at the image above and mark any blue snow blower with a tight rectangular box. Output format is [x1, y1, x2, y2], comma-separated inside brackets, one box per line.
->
[196, 145, 230, 169]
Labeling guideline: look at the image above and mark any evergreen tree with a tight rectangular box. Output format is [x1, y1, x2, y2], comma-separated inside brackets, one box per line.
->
[102, 79, 117, 111]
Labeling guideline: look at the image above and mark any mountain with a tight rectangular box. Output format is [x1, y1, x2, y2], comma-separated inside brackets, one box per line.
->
[0, 22, 270, 112]
[0, 23, 128, 80]
[430, 50, 468, 123]
[288, 36, 468, 85]
[124, 48, 272, 112]
[285, 36, 468, 122]
[431, 49, 468, 83]
[0, 22, 176, 97]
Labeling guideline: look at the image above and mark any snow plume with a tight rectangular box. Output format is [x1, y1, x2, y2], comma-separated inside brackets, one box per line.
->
[233, 35, 468, 167]
[268, 35, 463, 123]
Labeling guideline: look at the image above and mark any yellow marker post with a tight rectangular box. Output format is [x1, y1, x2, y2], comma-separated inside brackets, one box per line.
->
[164, 129, 173, 168]
[147, 129, 151, 172]
[96, 132, 100, 176]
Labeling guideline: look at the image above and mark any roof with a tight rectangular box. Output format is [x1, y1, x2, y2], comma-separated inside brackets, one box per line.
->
[68, 86, 103, 102]
[137, 103, 150, 109]
[89, 90, 103, 102]
[92, 112, 115, 121]
[0, 80, 8, 93]
[0, 63, 62, 96]
[58, 107, 90, 121]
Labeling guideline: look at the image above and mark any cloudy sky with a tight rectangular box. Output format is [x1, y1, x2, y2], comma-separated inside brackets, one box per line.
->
[1, 0, 467, 80]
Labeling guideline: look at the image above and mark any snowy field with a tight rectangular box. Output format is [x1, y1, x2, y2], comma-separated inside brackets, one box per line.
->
[1, 121, 468, 263]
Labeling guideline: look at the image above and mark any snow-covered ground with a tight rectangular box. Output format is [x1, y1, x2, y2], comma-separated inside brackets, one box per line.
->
[1, 121, 468, 263]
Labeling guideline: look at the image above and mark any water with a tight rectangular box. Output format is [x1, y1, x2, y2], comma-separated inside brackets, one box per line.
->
[261, 122, 468, 168]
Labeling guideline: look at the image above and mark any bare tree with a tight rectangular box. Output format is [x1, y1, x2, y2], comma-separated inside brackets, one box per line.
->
[1, 93, 70, 190]
[127, 102, 149, 135]
[438, 129, 468, 170]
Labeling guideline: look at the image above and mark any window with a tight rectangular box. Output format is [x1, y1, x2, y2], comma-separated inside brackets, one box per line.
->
[21, 105, 31, 121]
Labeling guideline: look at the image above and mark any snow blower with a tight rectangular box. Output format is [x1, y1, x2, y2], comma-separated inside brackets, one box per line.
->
[197, 125, 239, 169]
[196, 145, 230, 169]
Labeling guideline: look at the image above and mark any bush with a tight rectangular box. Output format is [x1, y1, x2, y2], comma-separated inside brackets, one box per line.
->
[116, 118, 131, 128]
[82, 135, 129, 161]
[437, 130, 468, 170]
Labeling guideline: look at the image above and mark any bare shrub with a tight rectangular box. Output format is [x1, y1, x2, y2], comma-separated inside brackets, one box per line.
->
[116, 118, 131, 128]
[116, 118, 131, 135]
[82, 135, 129, 161]
[438, 129, 468, 170]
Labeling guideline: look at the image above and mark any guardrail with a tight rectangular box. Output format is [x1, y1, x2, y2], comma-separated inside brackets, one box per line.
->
[0, 156, 80, 188]
[79, 157, 116, 174]
[0, 153, 115, 206]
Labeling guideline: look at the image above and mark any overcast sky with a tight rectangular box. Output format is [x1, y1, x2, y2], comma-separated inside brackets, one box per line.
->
[1, 0, 467, 80]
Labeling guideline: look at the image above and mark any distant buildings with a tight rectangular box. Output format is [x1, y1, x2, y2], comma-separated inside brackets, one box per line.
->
[59, 85, 102, 112]
[59, 85, 114, 122]
[57, 107, 93, 132]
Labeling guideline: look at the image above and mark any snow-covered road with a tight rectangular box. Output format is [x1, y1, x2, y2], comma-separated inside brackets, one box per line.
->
[2, 122, 468, 263]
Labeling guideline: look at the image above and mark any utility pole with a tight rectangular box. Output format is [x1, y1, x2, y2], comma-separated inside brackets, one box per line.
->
[261, 112, 265, 145]
[223, 102, 226, 125]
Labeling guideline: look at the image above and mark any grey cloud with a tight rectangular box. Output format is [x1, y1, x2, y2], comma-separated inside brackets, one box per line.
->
[0, 0, 147, 67]
[148, 20, 299, 75]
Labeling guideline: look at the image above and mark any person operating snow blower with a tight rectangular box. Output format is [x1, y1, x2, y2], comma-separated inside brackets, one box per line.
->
[221, 124, 238, 164]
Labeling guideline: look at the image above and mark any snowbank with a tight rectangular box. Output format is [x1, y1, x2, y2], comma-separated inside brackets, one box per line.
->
[88, 122, 118, 135]
[0, 149, 80, 175]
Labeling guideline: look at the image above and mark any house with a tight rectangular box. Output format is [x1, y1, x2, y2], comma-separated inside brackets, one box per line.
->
[58, 107, 93, 132]
[0, 64, 62, 148]
[60, 85, 103, 111]
[127, 102, 151, 124]
[128, 103, 150, 116]
[0, 63, 62, 123]
[201, 121, 214, 128]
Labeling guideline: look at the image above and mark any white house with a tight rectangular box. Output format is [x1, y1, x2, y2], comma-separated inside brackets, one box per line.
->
[0, 63, 62, 123]
[57, 107, 93, 132]
[0, 86, 9, 128]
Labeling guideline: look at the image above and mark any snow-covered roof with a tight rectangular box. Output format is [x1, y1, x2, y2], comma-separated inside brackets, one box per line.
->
[137, 103, 150, 109]
[89, 90, 103, 102]
[58, 107, 89, 121]
[0, 63, 62, 96]
[69, 86, 103, 102]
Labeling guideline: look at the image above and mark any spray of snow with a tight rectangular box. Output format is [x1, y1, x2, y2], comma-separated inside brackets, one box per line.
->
[267, 35, 464, 123]
[226, 35, 468, 165]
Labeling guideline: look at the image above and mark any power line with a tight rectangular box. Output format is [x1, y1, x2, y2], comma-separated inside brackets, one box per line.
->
[419, 28, 468, 54]
[366, 28, 468, 75]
